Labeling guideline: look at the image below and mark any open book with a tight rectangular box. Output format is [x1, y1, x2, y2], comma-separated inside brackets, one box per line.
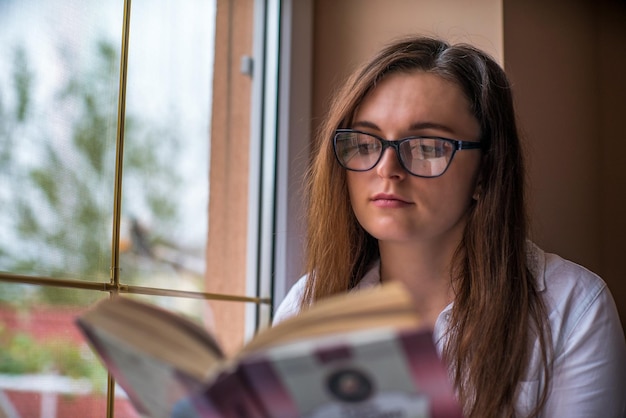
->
[76, 282, 463, 418]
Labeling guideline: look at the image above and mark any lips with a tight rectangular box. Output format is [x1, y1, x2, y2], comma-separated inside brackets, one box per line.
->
[371, 193, 412, 207]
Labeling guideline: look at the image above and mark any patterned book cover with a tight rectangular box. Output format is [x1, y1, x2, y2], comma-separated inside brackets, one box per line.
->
[232, 327, 463, 418]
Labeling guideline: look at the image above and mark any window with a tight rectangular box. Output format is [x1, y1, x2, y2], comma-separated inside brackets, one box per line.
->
[0, 0, 283, 416]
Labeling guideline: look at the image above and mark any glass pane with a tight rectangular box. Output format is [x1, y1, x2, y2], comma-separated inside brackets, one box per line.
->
[130, 293, 212, 327]
[119, 0, 215, 293]
[0, 285, 113, 418]
[128, 294, 252, 357]
[0, 0, 124, 281]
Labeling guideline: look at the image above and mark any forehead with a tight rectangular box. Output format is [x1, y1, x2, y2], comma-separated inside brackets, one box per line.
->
[353, 71, 479, 139]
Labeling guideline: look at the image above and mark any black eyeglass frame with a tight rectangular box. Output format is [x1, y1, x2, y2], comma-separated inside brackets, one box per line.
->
[333, 129, 483, 178]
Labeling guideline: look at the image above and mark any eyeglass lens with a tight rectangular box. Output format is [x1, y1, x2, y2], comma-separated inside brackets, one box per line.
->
[334, 131, 455, 177]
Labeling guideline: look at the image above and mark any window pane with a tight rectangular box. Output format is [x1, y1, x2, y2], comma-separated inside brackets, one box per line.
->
[119, 0, 215, 292]
[0, 0, 265, 415]
[0, 0, 124, 281]
[0, 285, 115, 418]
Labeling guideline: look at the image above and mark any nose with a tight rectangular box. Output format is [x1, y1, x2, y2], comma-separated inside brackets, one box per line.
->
[375, 146, 406, 179]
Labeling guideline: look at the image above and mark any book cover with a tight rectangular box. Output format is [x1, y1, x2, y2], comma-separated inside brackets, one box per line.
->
[76, 284, 463, 418]
[77, 319, 206, 418]
[236, 328, 463, 418]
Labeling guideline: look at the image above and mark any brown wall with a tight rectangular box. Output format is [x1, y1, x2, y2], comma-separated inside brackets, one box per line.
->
[313, 0, 504, 127]
[504, 1, 601, 268]
[312, 0, 626, 326]
[503, 0, 626, 325]
[598, 1, 626, 328]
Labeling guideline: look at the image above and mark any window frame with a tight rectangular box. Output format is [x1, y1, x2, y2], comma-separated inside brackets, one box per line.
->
[0, 0, 310, 416]
[271, 0, 313, 312]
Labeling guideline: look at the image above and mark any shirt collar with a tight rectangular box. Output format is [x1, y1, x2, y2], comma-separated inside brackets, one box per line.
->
[527, 241, 547, 292]
[353, 259, 381, 290]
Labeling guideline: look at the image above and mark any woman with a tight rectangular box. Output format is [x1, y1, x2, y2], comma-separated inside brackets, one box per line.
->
[273, 36, 626, 417]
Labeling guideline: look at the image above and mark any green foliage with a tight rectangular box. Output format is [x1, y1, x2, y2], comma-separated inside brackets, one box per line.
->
[12, 47, 32, 122]
[0, 38, 183, 303]
[0, 328, 50, 374]
[0, 324, 108, 392]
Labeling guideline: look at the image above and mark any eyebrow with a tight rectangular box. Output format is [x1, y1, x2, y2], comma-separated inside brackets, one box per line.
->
[351, 120, 456, 134]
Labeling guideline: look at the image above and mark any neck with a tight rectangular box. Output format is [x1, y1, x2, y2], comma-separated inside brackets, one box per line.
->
[378, 239, 459, 326]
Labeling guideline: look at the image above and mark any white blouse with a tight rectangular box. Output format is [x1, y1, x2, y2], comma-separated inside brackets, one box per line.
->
[273, 244, 626, 417]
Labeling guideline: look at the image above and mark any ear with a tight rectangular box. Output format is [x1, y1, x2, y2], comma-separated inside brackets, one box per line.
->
[472, 178, 483, 201]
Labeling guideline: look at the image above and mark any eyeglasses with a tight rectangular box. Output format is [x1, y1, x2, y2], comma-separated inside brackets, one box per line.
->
[333, 129, 482, 178]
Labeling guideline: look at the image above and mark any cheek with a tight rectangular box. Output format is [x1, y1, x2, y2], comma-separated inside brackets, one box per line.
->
[449, 154, 481, 194]
[431, 159, 481, 212]
[453, 173, 479, 201]
[346, 172, 369, 220]
[444, 183, 476, 216]
[346, 172, 363, 201]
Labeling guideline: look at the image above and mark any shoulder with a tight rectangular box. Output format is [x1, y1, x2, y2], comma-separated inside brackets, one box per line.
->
[532, 243, 624, 352]
[528, 244, 626, 415]
[272, 260, 382, 326]
[272, 275, 308, 325]
[536, 245, 609, 320]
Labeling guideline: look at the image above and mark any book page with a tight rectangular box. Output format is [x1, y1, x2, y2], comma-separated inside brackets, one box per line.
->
[241, 282, 420, 354]
[81, 324, 206, 418]
[78, 296, 223, 381]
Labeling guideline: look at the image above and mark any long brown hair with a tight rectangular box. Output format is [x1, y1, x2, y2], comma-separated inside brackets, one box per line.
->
[301, 36, 551, 418]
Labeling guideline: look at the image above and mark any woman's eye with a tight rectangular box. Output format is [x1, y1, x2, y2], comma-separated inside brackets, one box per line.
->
[413, 141, 446, 158]
[420, 145, 436, 154]
[357, 143, 378, 154]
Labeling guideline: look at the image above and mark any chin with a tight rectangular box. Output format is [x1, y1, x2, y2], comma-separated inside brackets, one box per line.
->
[368, 228, 417, 243]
